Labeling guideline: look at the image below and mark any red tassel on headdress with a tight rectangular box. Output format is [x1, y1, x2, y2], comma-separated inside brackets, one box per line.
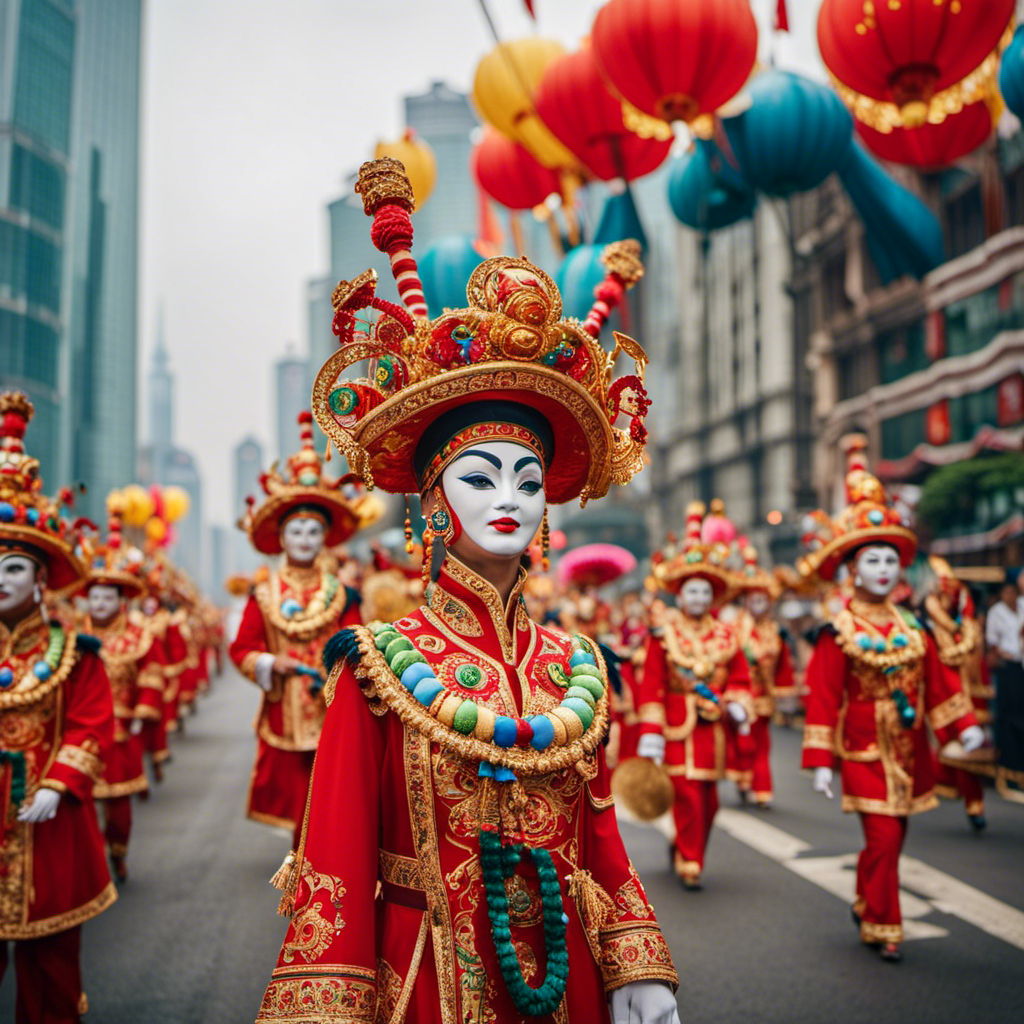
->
[355, 158, 428, 319]
[583, 239, 644, 338]
[775, 0, 789, 33]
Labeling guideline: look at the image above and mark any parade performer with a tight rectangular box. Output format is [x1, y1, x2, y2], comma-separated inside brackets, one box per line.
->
[727, 546, 794, 807]
[230, 412, 364, 845]
[79, 517, 164, 881]
[0, 391, 116, 1023]
[256, 158, 678, 1024]
[636, 503, 752, 889]
[923, 557, 993, 830]
[799, 436, 983, 962]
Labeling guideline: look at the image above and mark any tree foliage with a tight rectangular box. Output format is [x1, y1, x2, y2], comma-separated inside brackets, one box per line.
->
[915, 453, 1024, 534]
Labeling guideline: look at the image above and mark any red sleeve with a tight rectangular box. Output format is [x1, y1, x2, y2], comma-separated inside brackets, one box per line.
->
[164, 624, 188, 672]
[801, 630, 845, 770]
[134, 639, 165, 719]
[229, 595, 269, 681]
[44, 648, 116, 802]
[775, 640, 795, 690]
[636, 634, 668, 737]
[577, 744, 678, 992]
[924, 633, 978, 743]
[338, 589, 363, 629]
[258, 663, 385, 1017]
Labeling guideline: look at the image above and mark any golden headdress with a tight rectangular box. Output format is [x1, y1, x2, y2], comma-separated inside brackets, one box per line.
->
[239, 411, 365, 555]
[311, 157, 650, 505]
[77, 505, 147, 598]
[0, 391, 85, 596]
[797, 434, 917, 582]
[650, 500, 735, 598]
[733, 543, 781, 599]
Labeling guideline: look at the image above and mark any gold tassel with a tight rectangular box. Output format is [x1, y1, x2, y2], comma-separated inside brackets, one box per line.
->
[541, 506, 550, 572]
[270, 850, 300, 916]
[324, 437, 332, 462]
[566, 869, 615, 963]
[404, 497, 414, 555]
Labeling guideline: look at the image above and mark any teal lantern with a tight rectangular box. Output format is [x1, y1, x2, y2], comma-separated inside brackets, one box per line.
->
[721, 70, 853, 198]
[555, 243, 606, 321]
[1000, 27, 1024, 121]
[419, 237, 485, 318]
[667, 139, 755, 233]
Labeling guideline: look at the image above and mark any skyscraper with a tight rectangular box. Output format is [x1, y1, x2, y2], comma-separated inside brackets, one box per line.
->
[147, 307, 173, 476]
[0, 0, 77, 480]
[232, 434, 263, 577]
[274, 350, 310, 463]
[65, 0, 143, 522]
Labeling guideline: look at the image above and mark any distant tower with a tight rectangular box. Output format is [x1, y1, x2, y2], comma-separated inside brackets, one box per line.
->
[148, 307, 174, 483]
[274, 349, 310, 463]
[232, 435, 264, 576]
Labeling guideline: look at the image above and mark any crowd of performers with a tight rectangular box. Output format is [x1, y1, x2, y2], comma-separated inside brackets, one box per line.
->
[0, 390, 223, 1021]
[3, 156, 1023, 1024]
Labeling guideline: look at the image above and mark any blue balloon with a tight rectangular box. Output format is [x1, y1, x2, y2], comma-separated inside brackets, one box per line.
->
[667, 139, 756, 233]
[837, 142, 945, 283]
[722, 70, 852, 198]
[1000, 27, 1024, 121]
[554, 242, 606, 321]
[419, 236, 485, 318]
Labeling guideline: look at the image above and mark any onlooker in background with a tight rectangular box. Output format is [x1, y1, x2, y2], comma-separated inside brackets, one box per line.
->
[987, 580, 1024, 797]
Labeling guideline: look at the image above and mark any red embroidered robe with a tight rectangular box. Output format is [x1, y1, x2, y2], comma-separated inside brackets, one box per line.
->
[637, 608, 752, 780]
[0, 610, 117, 939]
[256, 557, 677, 1024]
[801, 600, 977, 815]
[87, 613, 165, 799]
[230, 564, 361, 830]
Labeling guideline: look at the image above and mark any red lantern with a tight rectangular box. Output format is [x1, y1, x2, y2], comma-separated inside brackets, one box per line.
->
[818, 0, 1014, 128]
[471, 128, 561, 211]
[591, 0, 757, 125]
[856, 98, 995, 169]
[534, 46, 672, 182]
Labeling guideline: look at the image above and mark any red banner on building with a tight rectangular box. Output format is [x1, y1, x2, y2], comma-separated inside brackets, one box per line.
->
[997, 373, 1024, 426]
[926, 399, 951, 445]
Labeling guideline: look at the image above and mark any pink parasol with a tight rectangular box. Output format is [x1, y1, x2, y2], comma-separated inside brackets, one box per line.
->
[557, 543, 637, 589]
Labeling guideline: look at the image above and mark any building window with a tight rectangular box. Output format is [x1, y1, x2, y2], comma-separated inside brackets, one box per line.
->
[13, 0, 75, 155]
[837, 346, 877, 401]
[822, 253, 851, 321]
[9, 144, 65, 231]
[881, 408, 927, 460]
[944, 181, 986, 259]
[878, 320, 927, 385]
[944, 273, 1024, 358]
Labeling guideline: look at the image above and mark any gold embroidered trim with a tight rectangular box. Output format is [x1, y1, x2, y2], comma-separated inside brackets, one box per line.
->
[94, 773, 148, 799]
[379, 850, 422, 891]
[0, 880, 117, 941]
[256, 569, 349, 642]
[834, 602, 926, 671]
[598, 925, 678, 991]
[656, 610, 738, 682]
[0, 626, 78, 711]
[803, 724, 835, 751]
[54, 743, 104, 782]
[928, 691, 973, 732]
[338, 626, 610, 777]
[240, 651, 263, 681]
[860, 920, 903, 945]
[256, 968, 376, 1023]
[924, 596, 981, 667]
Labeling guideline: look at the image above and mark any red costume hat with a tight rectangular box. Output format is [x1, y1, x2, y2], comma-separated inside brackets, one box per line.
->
[0, 390, 85, 596]
[240, 411, 364, 556]
[78, 507, 147, 598]
[798, 434, 917, 582]
[650, 500, 734, 599]
[311, 157, 650, 504]
[734, 543, 781, 599]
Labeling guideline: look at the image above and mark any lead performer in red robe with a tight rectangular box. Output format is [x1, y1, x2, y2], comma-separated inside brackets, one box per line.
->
[0, 391, 116, 1023]
[636, 503, 752, 889]
[256, 159, 678, 1024]
[799, 436, 982, 962]
[230, 412, 365, 845]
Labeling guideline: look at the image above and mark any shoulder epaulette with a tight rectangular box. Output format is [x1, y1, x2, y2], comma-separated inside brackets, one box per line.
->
[76, 633, 102, 654]
[597, 641, 623, 696]
[344, 585, 362, 608]
[805, 622, 836, 646]
[323, 627, 362, 673]
[897, 606, 922, 630]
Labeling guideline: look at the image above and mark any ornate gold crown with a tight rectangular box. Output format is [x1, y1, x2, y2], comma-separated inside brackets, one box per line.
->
[311, 158, 650, 506]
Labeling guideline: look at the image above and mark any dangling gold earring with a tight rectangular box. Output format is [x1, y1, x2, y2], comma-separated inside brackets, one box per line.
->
[428, 488, 455, 583]
[404, 497, 414, 555]
[421, 522, 434, 591]
[541, 506, 550, 572]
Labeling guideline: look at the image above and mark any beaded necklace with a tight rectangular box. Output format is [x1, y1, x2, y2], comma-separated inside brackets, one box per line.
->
[834, 601, 925, 672]
[0, 624, 66, 691]
[658, 610, 738, 682]
[261, 567, 345, 638]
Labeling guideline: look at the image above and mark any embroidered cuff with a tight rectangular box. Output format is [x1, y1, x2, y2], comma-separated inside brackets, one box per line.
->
[256, 965, 376, 1023]
[802, 724, 835, 752]
[598, 923, 679, 992]
[928, 691, 973, 731]
[54, 743, 104, 783]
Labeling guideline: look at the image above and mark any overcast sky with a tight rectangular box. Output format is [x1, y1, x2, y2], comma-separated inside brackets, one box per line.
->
[139, 0, 821, 524]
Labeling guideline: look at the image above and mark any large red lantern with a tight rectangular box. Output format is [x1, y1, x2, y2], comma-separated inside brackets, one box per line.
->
[591, 0, 757, 125]
[818, 0, 1014, 129]
[855, 98, 996, 169]
[471, 128, 561, 211]
[534, 46, 672, 182]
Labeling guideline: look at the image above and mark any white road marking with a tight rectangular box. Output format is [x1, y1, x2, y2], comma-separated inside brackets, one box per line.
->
[620, 805, 1024, 948]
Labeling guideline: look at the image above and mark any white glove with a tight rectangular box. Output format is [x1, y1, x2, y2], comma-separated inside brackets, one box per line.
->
[608, 981, 680, 1024]
[812, 766, 834, 800]
[959, 725, 985, 753]
[18, 787, 61, 823]
[726, 701, 748, 725]
[254, 653, 276, 692]
[129, 717, 144, 736]
[636, 733, 666, 766]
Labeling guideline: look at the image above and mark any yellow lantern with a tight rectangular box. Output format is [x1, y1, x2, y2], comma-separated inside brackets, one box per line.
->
[162, 486, 191, 524]
[374, 129, 437, 210]
[120, 484, 155, 527]
[145, 517, 167, 543]
[472, 39, 581, 172]
[105, 489, 126, 518]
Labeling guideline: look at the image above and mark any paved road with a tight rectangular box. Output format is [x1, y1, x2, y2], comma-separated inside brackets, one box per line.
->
[4, 668, 1021, 1023]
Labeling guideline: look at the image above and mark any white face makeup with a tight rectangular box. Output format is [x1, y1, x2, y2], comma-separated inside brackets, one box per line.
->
[441, 440, 546, 559]
[679, 578, 714, 618]
[0, 553, 40, 616]
[281, 515, 327, 566]
[747, 591, 771, 618]
[88, 583, 122, 623]
[854, 544, 901, 599]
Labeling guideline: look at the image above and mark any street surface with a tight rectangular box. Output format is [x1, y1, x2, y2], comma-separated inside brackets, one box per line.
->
[4, 664, 1021, 1024]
